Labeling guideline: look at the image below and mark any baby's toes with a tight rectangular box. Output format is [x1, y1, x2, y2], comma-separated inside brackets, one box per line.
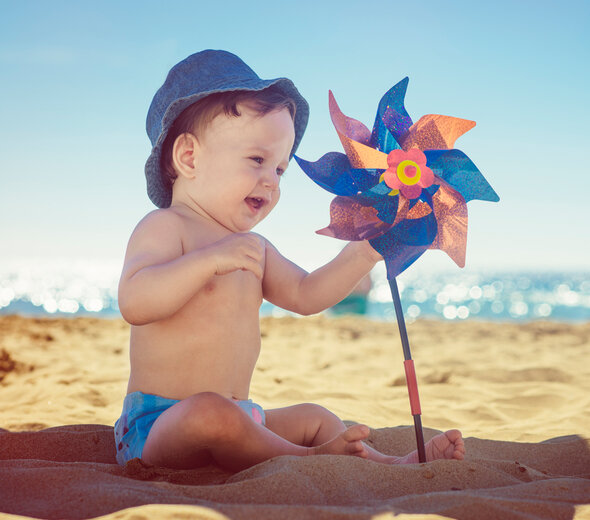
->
[454, 440, 466, 460]
[342, 424, 370, 443]
[445, 429, 463, 444]
[347, 440, 368, 458]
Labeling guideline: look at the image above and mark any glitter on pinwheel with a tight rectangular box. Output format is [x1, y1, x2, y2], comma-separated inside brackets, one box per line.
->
[295, 78, 499, 462]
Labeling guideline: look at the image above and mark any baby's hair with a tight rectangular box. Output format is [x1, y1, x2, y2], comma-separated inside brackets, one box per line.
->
[160, 85, 297, 187]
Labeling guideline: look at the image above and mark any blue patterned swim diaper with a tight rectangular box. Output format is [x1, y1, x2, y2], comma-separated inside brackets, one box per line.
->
[113, 391, 266, 465]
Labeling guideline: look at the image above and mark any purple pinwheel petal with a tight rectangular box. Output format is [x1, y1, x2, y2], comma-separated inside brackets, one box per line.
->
[329, 91, 373, 145]
[424, 150, 500, 203]
[370, 77, 413, 150]
[382, 106, 412, 147]
[317, 196, 392, 241]
[294, 152, 359, 196]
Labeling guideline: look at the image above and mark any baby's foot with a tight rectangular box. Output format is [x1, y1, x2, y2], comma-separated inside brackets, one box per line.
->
[310, 424, 370, 459]
[398, 429, 465, 464]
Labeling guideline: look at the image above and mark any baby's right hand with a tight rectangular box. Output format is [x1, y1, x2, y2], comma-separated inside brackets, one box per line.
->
[206, 233, 266, 280]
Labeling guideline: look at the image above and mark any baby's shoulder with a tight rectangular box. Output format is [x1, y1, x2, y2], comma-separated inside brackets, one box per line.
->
[129, 208, 187, 244]
[136, 207, 183, 229]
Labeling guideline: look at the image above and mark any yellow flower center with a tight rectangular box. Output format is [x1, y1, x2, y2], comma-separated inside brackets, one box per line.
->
[397, 160, 421, 186]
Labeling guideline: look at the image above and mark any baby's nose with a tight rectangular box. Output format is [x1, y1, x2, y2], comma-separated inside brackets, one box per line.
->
[262, 168, 280, 188]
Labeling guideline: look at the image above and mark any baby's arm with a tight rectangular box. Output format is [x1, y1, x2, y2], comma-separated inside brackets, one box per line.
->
[262, 240, 381, 316]
[118, 211, 265, 325]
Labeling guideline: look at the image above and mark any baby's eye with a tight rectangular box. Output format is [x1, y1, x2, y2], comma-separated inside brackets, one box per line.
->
[250, 156, 263, 164]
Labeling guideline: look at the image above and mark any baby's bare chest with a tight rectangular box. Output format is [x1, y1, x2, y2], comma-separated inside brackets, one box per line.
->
[198, 267, 261, 303]
[176, 220, 263, 315]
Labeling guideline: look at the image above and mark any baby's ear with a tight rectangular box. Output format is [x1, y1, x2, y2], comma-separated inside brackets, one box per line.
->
[172, 133, 199, 178]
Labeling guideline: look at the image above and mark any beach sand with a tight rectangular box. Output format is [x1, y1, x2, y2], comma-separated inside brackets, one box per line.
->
[0, 314, 589, 519]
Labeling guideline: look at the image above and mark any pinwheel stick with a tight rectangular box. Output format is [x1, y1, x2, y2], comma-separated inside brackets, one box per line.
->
[388, 277, 426, 463]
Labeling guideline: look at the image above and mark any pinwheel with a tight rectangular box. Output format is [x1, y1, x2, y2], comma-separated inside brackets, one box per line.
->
[295, 78, 499, 461]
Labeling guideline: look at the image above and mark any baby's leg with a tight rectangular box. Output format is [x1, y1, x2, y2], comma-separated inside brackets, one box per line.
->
[265, 404, 465, 464]
[140, 392, 367, 471]
[265, 403, 371, 458]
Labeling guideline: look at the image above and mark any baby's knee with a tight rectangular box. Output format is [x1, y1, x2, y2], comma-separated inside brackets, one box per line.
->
[183, 392, 247, 439]
[299, 403, 341, 424]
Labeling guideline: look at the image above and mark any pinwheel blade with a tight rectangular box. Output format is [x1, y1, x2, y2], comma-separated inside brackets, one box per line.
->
[425, 149, 500, 203]
[428, 183, 468, 267]
[329, 92, 389, 169]
[371, 77, 412, 149]
[369, 211, 438, 278]
[294, 152, 358, 196]
[401, 115, 476, 151]
[317, 196, 392, 241]
[328, 91, 372, 145]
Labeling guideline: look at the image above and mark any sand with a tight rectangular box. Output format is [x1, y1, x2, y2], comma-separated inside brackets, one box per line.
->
[0, 314, 589, 519]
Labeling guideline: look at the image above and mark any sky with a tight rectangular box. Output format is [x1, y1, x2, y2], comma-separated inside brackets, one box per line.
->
[1, 0, 589, 275]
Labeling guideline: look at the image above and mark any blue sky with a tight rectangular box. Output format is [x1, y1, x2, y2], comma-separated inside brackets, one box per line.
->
[1, 0, 589, 273]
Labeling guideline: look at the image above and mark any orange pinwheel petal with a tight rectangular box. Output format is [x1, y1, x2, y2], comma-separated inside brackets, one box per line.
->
[335, 131, 389, 169]
[329, 91, 389, 169]
[317, 196, 390, 240]
[406, 200, 432, 220]
[401, 115, 476, 151]
[428, 183, 468, 267]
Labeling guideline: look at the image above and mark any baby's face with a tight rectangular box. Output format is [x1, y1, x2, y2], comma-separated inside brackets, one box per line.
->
[189, 103, 295, 233]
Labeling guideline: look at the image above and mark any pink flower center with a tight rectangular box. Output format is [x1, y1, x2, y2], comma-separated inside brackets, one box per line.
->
[404, 164, 417, 178]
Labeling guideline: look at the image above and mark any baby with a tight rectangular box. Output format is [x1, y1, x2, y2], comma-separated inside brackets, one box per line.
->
[114, 50, 465, 471]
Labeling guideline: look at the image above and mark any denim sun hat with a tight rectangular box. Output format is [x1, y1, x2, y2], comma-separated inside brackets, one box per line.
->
[145, 49, 309, 208]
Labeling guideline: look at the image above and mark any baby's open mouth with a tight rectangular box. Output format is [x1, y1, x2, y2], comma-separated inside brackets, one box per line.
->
[246, 197, 265, 210]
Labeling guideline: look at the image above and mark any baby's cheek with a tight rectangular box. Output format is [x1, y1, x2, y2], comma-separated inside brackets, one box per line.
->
[271, 189, 281, 208]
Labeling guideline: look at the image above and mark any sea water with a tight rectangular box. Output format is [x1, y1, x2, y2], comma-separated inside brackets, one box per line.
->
[0, 259, 588, 323]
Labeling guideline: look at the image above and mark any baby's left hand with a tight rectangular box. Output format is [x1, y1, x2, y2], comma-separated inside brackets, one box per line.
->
[351, 240, 383, 264]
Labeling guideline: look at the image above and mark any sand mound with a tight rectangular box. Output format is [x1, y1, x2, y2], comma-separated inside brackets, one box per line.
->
[1, 424, 588, 519]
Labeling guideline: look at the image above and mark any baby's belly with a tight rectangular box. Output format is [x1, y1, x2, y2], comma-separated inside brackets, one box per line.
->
[126, 297, 262, 400]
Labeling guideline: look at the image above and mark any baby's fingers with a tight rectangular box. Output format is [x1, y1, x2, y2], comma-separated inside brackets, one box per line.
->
[242, 258, 264, 280]
[244, 234, 266, 260]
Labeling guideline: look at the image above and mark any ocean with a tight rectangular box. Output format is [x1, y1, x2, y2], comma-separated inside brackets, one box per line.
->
[0, 259, 588, 323]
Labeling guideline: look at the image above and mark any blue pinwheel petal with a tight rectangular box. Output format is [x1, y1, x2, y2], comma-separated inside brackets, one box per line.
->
[424, 184, 440, 198]
[370, 78, 413, 151]
[369, 212, 438, 278]
[424, 149, 500, 203]
[356, 183, 400, 224]
[408, 187, 436, 210]
[294, 152, 359, 196]
[396, 212, 438, 247]
[372, 121, 401, 153]
[382, 248, 429, 280]
[370, 212, 437, 256]
[369, 235, 429, 280]
[349, 169, 383, 192]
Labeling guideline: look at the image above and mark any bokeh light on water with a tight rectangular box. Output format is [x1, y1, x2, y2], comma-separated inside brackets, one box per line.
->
[367, 269, 590, 322]
[1, 259, 588, 322]
[0, 259, 121, 317]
